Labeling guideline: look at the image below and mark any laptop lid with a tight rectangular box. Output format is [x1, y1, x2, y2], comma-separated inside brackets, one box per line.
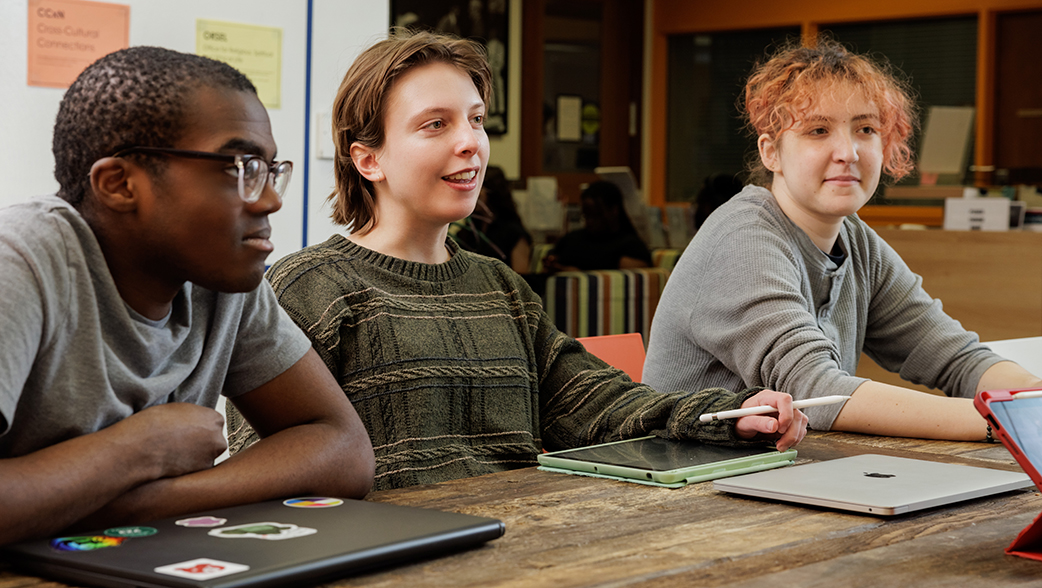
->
[3, 497, 504, 588]
[712, 453, 1032, 515]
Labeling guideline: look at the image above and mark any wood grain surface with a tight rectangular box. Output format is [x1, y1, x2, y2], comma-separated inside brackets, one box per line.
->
[3, 432, 1040, 588]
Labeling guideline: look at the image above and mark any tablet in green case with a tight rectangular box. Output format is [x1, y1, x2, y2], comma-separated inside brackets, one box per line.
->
[537, 436, 796, 488]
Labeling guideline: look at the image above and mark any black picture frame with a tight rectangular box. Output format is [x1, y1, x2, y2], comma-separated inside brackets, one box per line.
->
[391, 0, 509, 135]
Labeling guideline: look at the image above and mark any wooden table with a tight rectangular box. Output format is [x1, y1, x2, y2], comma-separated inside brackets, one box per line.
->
[3, 432, 1041, 587]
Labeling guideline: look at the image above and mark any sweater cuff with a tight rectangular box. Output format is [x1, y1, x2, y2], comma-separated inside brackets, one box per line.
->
[668, 386, 770, 447]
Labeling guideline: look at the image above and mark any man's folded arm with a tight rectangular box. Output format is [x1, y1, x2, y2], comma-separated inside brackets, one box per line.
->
[75, 348, 375, 530]
[0, 401, 226, 546]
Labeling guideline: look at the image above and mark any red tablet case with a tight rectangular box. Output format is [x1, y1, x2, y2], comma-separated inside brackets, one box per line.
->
[975, 388, 1042, 561]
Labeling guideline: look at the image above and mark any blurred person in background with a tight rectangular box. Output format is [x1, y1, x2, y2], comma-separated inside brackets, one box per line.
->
[455, 165, 532, 273]
[544, 181, 652, 272]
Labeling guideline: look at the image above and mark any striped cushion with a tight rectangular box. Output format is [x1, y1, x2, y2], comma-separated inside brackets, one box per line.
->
[544, 268, 671, 340]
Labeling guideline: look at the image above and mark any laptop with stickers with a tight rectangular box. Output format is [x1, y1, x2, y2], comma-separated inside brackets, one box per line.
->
[3, 497, 505, 587]
[712, 453, 1032, 515]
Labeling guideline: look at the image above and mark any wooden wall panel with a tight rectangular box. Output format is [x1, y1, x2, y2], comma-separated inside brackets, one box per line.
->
[648, 0, 1042, 205]
[994, 10, 1042, 170]
[856, 229, 1042, 392]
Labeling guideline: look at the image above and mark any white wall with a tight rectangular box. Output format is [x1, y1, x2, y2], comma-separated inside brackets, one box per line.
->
[306, 1, 388, 246]
[0, 1, 529, 255]
[1, 2, 64, 204]
[0, 0, 387, 261]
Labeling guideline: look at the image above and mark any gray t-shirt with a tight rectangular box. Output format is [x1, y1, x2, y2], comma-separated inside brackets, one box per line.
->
[643, 185, 1004, 430]
[0, 195, 311, 457]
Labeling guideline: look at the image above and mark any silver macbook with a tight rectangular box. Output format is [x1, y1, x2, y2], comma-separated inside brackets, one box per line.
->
[3, 497, 504, 587]
[713, 453, 1033, 515]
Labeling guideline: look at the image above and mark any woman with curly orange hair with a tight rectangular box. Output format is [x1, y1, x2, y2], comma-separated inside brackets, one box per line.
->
[644, 39, 1040, 440]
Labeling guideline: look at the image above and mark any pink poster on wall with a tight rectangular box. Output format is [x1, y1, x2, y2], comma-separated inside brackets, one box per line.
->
[27, 0, 130, 88]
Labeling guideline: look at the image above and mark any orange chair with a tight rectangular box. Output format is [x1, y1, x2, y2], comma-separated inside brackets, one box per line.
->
[576, 332, 646, 382]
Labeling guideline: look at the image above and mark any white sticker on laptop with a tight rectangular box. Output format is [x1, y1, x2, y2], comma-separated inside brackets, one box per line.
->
[175, 516, 227, 528]
[154, 558, 249, 580]
[208, 522, 317, 541]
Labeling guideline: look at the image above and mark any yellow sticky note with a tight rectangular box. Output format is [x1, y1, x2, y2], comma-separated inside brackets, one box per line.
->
[196, 19, 282, 109]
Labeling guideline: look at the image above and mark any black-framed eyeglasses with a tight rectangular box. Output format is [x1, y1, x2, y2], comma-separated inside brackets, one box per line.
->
[111, 146, 293, 204]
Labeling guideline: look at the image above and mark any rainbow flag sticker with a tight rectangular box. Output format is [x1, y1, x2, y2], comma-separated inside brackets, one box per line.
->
[50, 536, 126, 552]
[282, 497, 344, 508]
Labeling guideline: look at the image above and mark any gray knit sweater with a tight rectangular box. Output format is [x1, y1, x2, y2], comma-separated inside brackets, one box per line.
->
[229, 236, 762, 490]
[643, 186, 1004, 430]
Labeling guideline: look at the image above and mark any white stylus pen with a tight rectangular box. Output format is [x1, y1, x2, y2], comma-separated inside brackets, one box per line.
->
[1012, 390, 1042, 399]
[698, 395, 851, 422]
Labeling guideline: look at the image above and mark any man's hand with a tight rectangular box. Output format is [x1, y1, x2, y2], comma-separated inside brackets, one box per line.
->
[733, 390, 808, 452]
[0, 349, 372, 547]
[114, 403, 226, 479]
[81, 349, 374, 530]
[0, 403, 225, 545]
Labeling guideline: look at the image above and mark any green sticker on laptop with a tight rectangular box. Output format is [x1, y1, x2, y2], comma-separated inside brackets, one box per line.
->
[104, 526, 158, 539]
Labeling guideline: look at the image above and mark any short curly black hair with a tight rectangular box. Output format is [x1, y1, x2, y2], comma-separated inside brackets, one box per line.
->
[53, 46, 257, 206]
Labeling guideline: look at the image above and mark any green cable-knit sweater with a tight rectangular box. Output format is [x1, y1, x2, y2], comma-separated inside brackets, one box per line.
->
[228, 236, 762, 491]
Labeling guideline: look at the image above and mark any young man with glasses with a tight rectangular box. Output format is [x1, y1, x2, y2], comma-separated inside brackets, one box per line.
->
[0, 46, 374, 546]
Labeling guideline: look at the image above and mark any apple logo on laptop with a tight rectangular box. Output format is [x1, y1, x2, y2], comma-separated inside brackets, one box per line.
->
[863, 472, 896, 478]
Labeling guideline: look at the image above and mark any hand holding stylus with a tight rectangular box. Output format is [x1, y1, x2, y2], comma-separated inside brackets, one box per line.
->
[700, 395, 851, 422]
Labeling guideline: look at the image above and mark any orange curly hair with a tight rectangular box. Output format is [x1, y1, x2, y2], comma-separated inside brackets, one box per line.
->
[743, 38, 918, 187]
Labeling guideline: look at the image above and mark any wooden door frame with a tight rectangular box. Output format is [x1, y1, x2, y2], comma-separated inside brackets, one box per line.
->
[520, 0, 645, 204]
